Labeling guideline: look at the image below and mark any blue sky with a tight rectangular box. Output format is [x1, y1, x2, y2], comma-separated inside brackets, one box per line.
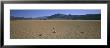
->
[10, 9, 101, 18]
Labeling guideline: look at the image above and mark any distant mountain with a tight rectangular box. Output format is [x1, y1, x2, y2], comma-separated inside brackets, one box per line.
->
[10, 13, 101, 20]
[46, 13, 101, 20]
[79, 14, 101, 20]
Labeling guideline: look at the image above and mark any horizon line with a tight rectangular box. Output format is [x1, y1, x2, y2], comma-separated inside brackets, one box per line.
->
[11, 13, 101, 18]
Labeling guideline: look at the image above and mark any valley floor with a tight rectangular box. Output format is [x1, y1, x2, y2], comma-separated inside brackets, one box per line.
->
[10, 20, 101, 39]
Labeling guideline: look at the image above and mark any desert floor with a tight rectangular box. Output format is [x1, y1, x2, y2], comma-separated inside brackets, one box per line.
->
[10, 20, 101, 39]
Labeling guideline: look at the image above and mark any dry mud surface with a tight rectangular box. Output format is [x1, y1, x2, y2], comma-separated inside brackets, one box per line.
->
[10, 20, 101, 39]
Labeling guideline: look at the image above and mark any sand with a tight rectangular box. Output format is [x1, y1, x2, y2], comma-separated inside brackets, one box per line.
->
[10, 20, 101, 39]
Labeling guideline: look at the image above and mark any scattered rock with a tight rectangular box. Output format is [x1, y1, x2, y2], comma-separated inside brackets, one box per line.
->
[52, 31, 56, 33]
[80, 32, 84, 34]
[53, 27, 55, 29]
[39, 34, 42, 36]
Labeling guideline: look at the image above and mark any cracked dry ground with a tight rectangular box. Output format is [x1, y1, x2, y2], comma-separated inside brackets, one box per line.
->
[10, 20, 101, 39]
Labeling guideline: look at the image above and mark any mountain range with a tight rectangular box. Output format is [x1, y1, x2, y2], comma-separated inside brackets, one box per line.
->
[11, 13, 101, 20]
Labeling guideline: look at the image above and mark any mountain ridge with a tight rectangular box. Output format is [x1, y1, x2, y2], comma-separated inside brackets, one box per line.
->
[11, 13, 101, 20]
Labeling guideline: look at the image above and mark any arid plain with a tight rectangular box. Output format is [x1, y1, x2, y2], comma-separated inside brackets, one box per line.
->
[10, 20, 101, 39]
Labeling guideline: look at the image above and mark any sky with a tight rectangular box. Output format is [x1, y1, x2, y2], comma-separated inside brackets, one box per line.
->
[10, 9, 101, 18]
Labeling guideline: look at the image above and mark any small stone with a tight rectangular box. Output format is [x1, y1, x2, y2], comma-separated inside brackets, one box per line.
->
[80, 32, 84, 34]
[53, 31, 56, 33]
[39, 34, 42, 36]
[53, 27, 55, 29]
